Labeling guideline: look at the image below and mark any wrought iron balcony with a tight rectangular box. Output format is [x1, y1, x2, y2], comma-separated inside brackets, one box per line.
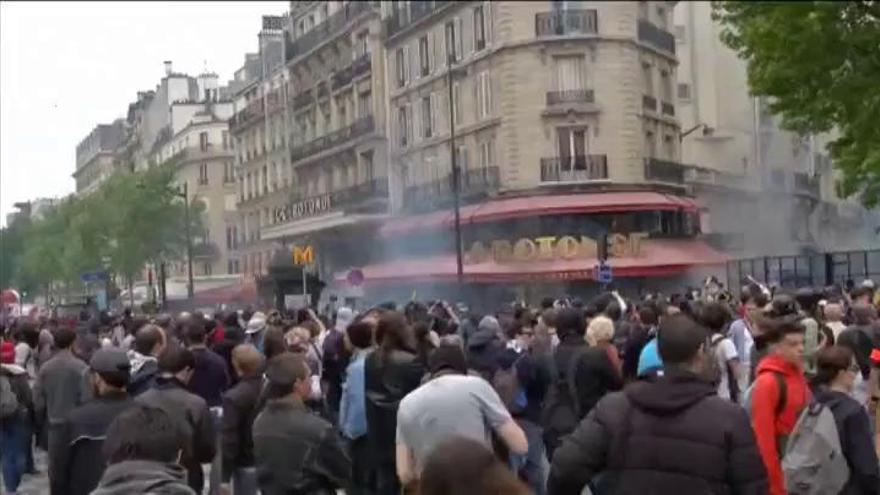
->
[292, 90, 314, 109]
[290, 115, 375, 162]
[385, 1, 454, 40]
[661, 101, 675, 116]
[352, 53, 372, 78]
[332, 65, 354, 90]
[317, 82, 329, 100]
[546, 89, 595, 106]
[540, 155, 608, 182]
[403, 166, 500, 211]
[643, 95, 658, 112]
[536, 9, 598, 36]
[229, 99, 265, 132]
[286, 1, 378, 63]
[644, 158, 686, 184]
[638, 19, 676, 54]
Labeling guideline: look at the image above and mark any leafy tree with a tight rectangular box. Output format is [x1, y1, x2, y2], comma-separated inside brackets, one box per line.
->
[713, 1, 880, 207]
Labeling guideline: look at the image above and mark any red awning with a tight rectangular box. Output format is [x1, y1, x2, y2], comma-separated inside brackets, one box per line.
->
[380, 191, 699, 237]
[335, 239, 728, 285]
[191, 279, 258, 305]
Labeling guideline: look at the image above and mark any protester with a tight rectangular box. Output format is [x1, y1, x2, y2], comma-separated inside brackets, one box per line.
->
[184, 321, 230, 408]
[213, 312, 245, 385]
[49, 348, 135, 495]
[572, 315, 624, 418]
[339, 320, 375, 495]
[396, 344, 528, 489]
[418, 436, 530, 495]
[699, 301, 741, 402]
[136, 346, 216, 493]
[33, 326, 89, 491]
[92, 404, 194, 495]
[749, 313, 810, 495]
[127, 324, 166, 397]
[252, 352, 352, 494]
[824, 300, 848, 340]
[220, 344, 265, 495]
[364, 312, 425, 495]
[322, 306, 354, 423]
[548, 313, 768, 494]
[13, 322, 37, 379]
[540, 307, 587, 458]
[244, 311, 267, 352]
[466, 315, 505, 381]
[1, 337, 33, 495]
[729, 288, 767, 385]
[622, 303, 657, 381]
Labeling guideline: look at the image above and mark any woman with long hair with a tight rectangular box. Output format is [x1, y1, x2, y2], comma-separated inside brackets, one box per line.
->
[418, 436, 530, 495]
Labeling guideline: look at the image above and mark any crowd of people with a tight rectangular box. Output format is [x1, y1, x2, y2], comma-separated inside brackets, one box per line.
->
[0, 278, 879, 494]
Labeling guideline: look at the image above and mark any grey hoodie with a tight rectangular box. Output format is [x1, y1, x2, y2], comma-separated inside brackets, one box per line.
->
[90, 460, 195, 495]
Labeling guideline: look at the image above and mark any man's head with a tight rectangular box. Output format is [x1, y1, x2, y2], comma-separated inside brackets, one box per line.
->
[89, 348, 131, 396]
[638, 304, 659, 327]
[345, 320, 373, 352]
[264, 353, 311, 401]
[53, 326, 77, 350]
[103, 405, 184, 465]
[852, 304, 877, 327]
[657, 314, 710, 374]
[762, 314, 806, 366]
[823, 302, 844, 323]
[183, 321, 207, 347]
[157, 346, 196, 384]
[231, 344, 264, 379]
[133, 324, 166, 357]
[555, 308, 585, 339]
[429, 343, 468, 376]
[505, 321, 534, 350]
[697, 301, 732, 334]
[851, 285, 873, 306]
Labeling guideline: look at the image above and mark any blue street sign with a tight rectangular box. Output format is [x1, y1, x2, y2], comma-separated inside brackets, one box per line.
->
[596, 261, 613, 284]
[80, 271, 108, 283]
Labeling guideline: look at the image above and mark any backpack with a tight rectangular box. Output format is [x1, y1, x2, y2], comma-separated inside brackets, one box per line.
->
[0, 374, 20, 420]
[492, 355, 527, 414]
[782, 401, 849, 495]
[710, 334, 739, 403]
[743, 371, 787, 419]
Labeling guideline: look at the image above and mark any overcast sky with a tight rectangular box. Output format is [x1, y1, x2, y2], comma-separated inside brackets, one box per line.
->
[0, 1, 288, 226]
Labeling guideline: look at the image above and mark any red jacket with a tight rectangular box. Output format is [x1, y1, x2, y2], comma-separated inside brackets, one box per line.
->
[750, 353, 810, 495]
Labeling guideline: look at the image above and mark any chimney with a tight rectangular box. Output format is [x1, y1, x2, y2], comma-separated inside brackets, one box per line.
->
[164, 60, 172, 76]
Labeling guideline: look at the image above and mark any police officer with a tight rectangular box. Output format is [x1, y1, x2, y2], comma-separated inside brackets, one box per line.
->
[50, 348, 136, 495]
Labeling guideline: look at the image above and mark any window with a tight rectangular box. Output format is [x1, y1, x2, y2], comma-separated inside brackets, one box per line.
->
[479, 137, 495, 170]
[452, 81, 462, 125]
[222, 130, 229, 150]
[554, 56, 585, 91]
[664, 134, 675, 159]
[246, 173, 252, 199]
[396, 47, 409, 88]
[361, 151, 374, 181]
[660, 70, 672, 101]
[199, 132, 209, 151]
[358, 90, 371, 118]
[398, 106, 409, 148]
[677, 83, 691, 100]
[224, 161, 235, 183]
[476, 71, 492, 119]
[474, 5, 486, 51]
[557, 128, 588, 170]
[656, 5, 667, 28]
[356, 30, 369, 57]
[199, 163, 208, 185]
[262, 165, 268, 193]
[644, 130, 656, 158]
[271, 162, 278, 190]
[336, 97, 347, 128]
[421, 96, 433, 138]
[203, 263, 212, 276]
[419, 35, 430, 77]
[642, 63, 653, 95]
[445, 20, 458, 63]
[455, 144, 469, 172]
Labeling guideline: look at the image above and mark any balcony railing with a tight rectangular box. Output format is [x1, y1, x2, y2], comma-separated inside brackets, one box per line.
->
[385, 1, 453, 40]
[661, 101, 675, 116]
[290, 115, 375, 162]
[192, 241, 220, 259]
[643, 95, 658, 112]
[536, 9, 598, 36]
[638, 19, 676, 54]
[403, 166, 500, 210]
[317, 82, 329, 100]
[332, 65, 354, 90]
[546, 89, 595, 105]
[171, 146, 235, 164]
[229, 99, 265, 132]
[540, 155, 608, 182]
[286, 1, 377, 63]
[644, 158, 686, 184]
[352, 53, 372, 78]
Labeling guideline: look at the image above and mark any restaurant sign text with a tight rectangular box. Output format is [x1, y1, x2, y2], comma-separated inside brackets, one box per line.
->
[465, 233, 648, 264]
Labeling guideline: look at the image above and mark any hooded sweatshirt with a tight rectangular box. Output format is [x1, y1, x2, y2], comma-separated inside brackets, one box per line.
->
[128, 350, 159, 397]
[466, 316, 504, 381]
[91, 460, 196, 495]
[750, 353, 810, 495]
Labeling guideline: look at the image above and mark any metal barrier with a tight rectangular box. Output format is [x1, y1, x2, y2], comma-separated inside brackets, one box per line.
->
[726, 249, 880, 292]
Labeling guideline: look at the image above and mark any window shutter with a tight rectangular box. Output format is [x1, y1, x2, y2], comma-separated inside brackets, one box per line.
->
[403, 46, 411, 85]
[484, 72, 492, 116]
[456, 17, 465, 59]
[432, 30, 443, 72]
[430, 92, 439, 135]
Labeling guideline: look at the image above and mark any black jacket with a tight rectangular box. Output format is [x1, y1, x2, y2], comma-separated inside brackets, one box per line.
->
[1, 364, 33, 421]
[128, 358, 159, 397]
[540, 333, 586, 456]
[573, 345, 624, 418]
[221, 375, 263, 482]
[497, 347, 551, 424]
[548, 371, 768, 495]
[813, 387, 880, 495]
[466, 327, 505, 381]
[136, 376, 216, 480]
[91, 459, 195, 495]
[253, 398, 351, 494]
[364, 349, 425, 463]
[188, 346, 230, 408]
[50, 391, 136, 495]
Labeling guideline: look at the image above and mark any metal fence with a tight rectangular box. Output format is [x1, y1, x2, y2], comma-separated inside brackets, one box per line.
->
[726, 249, 880, 293]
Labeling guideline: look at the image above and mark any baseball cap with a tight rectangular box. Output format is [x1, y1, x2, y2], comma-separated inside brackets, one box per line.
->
[264, 353, 308, 387]
[246, 315, 267, 335]
[89, 348, 132, 375]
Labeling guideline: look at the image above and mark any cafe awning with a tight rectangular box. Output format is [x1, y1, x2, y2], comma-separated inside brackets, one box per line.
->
[335, 238, 728, 284]
[379, 191, 699, 237]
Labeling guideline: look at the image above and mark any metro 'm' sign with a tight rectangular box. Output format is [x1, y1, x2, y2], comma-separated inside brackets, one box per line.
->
[292, 246, 314, 265]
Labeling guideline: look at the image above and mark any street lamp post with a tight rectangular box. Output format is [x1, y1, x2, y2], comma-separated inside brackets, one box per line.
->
[447, 57, 464, 285]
